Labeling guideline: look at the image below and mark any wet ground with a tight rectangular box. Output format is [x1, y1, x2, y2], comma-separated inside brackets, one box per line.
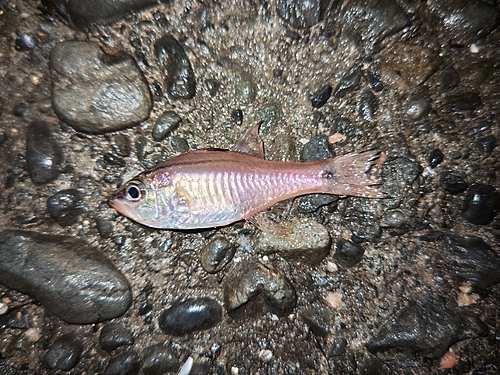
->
[1, 0, 500, 374]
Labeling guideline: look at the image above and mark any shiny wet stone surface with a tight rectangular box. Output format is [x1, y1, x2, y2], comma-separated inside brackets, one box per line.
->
[0, 0, 499, 374]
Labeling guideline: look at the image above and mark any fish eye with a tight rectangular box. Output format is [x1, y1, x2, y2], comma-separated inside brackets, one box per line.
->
[125, 180, 145, 201]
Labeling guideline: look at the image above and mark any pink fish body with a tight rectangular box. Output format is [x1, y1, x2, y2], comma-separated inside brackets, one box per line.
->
[110, 124, 386, 230]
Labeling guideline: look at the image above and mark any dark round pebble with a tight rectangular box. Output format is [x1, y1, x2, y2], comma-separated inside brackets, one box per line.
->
[428, 149, 444, 168]
[14, 33, 37, 51]
[96, 217, 114, 238]
[358, 89, 378, 121]
[26, 121, 63, 184]
[13, 102, 27, 117]
[334, 240, 365, 268]
[104, 153, 126, 167]
[334, 67, 362, 98]
[475, 135, 497, 158]
[405, 92, 431, 121]
[232, 109, 243, 125]
[99, 322, 135, 351]
[200, 236, 236, 273]
[158, 297, 222, 335]
[43, 333, 83, 371]
[439, 173, 468, 195]
[141, 344, 179, 375]
[328, 338, 347, 357]
[152, 111, 182, 142]
[171, 137, 190, 153]
[311, 84, 332, 108]
[104, 350, 141, 375]
[47, 189, 82, 227]
[462, 183, 500, 225]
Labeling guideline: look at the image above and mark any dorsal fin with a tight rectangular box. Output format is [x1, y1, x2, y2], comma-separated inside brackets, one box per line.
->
[230, 122, 265, 158]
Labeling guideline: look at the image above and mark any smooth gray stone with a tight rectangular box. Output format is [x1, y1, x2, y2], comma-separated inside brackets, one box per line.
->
[0, 230, 132, 324]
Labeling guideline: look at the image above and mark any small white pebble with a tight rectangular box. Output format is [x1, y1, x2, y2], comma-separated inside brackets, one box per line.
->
[470, 43, 480, 53]
[269, 313, 279, 321]
[25, 328, 41, 342]
[259, 349, 273, 363]
[326, 291, 343, 310]
[0, 302, 8, 315]
[231, 366, 239, 375]
[326, 261, 338, 273]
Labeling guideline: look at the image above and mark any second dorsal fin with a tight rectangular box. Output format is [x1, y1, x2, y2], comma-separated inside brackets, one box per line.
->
[230, 122, 265, 158]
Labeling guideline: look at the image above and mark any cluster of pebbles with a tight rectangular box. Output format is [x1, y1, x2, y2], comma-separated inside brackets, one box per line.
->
[0, 0, 499, 374]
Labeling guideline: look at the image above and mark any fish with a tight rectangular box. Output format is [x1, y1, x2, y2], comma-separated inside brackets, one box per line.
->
[109, 123, 387, 230]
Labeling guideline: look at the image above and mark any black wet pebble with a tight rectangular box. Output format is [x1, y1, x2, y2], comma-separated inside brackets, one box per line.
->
[462, 184, 500, 225]
[158, 297, 222, 335]
[428, 149, 444, 168]
[200, 237, 236, 273]
[475, 135, 497, 158]
[439, 173, 468, 195]
[171, 137, 190, 153]
[99, 323, 135, 351]
[366, 71, 383, 92]
[104, 350, 141, 375]
[15, 32, 37, 51]
[334, 67, 362, 98]
[358, 89, 378, 121]
[301, 308, 333, 337]
[43, 333, 83, 371]
[96, 217, 114, 238]
[155, 34, 196, 99]
[47, 189, 82, 226]
[232, 109, 243, 125]
[104, 153, 126, 167]
[141, 344, 179, 375]
[334, 240, 365, 268]
[26, 121, 63, 184]
[13, 102, 27, 117]
[300, 135, 333, 162]
[110, 134, 132, 156]
[152, 111, 182, 141]
[311, 84, 332, 108]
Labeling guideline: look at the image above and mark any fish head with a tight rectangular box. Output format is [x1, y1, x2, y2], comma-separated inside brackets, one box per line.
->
[109, 175, 160, 227]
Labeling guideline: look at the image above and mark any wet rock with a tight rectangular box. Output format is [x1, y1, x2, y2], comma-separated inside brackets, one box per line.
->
[333, 240, 364, 268]
[311, 84, 332, 108]
[110, 134, 132, 157]
[233, 68, 256, 104]
[13, 102, 27, 117]
[99, 323, 135, 351]
[26, 121, 63, 184]
[381, 43, 441, 87]
[440, 173, 468, 195]
[171, 137, 190, 153]
[404, 92, 432, 121]
[276, 0, 322, 29]
[252, 218, 331, 265]
[428, 149, 444, 168]
[205, 79, 221, 97]
[232, 109, 243, 126]
[334, 66, 362, 98]
[358, 89, 378, 121]
[152, 111, 182, 142]
[475, 135, 497, 158]
[380, 209, 410, 229]
[301, 308, 334, 337]
[300, 134, 333, 162]
[142, 344, 179, 375]
[104, 350, 141, 375]
[462, 184, 500, 225]
[327, 338, 347, 358]
[45, 0, 159, 31]
[0, 230, 132, 324]
[14, 32, 37, 51]
[200, 237, 236, 273]
[223, 261, 296, 317]
[96, 217, 114, 238]
[50, 41, 151, 133]
[135, 136, 148, 162]
[297, 194, 338, 214]
[365, 299, 487, 360]
[158, 297, 222, 335]
[47, 189, 83, 227]
[155, 35, 196, 99]
[440, 92, 482, 113]
[43, 333, 83, 371]
[440, 66, 460, 89]
[0, 309, 32, 329]
[337, 0, 409, 52]
[429, 1, 500, 45]
[443, 236, 500, 293]
[104, 153, 126, 167]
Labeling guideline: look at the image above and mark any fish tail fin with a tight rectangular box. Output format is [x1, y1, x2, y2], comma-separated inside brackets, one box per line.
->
[320, 150, 388, 198]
